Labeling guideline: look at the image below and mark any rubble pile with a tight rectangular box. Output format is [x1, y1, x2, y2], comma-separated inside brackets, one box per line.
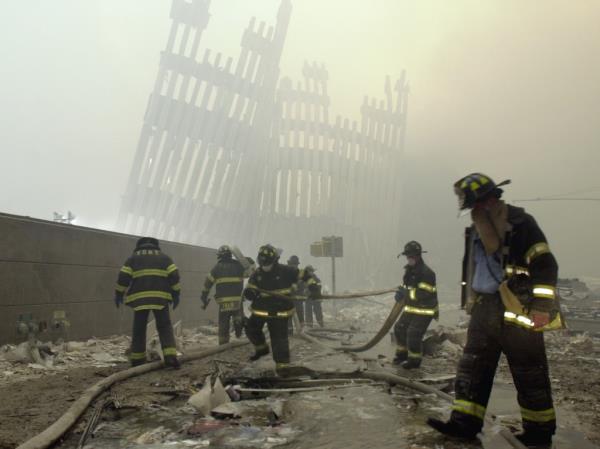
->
[0, 325, 221, 387]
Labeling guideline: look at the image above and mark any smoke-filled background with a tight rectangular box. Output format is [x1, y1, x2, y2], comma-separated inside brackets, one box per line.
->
[1, 0, 599, 292]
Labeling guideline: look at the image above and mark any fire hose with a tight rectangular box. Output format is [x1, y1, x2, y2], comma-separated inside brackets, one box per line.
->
[252, 287, 401, 352]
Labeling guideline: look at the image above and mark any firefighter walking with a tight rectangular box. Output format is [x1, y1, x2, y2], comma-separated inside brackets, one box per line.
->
[243, 244, 321, 376]
[200, 245, 246, 345]
[393, 241, 438, 369]
[115, 237, 181, 368]
[428, 173, 561, 447]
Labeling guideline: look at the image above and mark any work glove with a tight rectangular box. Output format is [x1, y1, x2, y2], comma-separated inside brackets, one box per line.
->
[172, 292, 180, 310]
[434, 309, 440, 321]
[394, 287, 407, 303]
[114, 294, 123, 308]
[243, 288, 260, 302]
[200, 291, 210, 309]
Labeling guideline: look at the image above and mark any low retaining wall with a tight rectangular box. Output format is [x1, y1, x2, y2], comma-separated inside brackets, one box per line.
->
[0, 213, 219, 345]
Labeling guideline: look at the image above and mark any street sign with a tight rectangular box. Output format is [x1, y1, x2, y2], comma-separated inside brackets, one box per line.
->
[311, 236, 343, 257]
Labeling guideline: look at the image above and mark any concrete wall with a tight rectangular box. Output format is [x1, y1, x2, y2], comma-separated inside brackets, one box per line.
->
[0, 213, 219, 345]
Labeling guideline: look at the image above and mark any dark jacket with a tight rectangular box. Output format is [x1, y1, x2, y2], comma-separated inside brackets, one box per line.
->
[115, 242, 181, 312]
[462, 204, 559, 314]
[202, 258, 245, 308]
[244, 263, 321, 318]
[402, 261, 438, 314]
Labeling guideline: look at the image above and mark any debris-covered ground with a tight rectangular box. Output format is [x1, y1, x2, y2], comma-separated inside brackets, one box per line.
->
[1, 300, 599, 449]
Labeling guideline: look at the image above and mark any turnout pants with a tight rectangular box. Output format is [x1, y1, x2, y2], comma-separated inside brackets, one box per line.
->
[218, 305, 243, 345]
[288, 299, 305, 335]
[393, 311, 432, 361]
[305, 300, 324, 327]
[450, 293, 555, 436]
[130, 307, 177, 363]
[245, 314, 290, 368]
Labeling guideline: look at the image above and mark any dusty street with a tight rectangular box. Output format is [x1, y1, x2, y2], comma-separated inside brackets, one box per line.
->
[1, 301, 599, 449]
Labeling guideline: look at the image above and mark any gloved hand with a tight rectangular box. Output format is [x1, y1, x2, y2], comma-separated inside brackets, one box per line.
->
[434, 309, 440, 321]
[394, 287, 406, 303]
[114, 294, 123, 308]
[200, 291, 210, 309]
[531, 311, 550, 329]
[172, 292, 180, 310]
[244, 288, 260, 302]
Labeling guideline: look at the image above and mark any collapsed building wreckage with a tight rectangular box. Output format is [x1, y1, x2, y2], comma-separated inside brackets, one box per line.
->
[116, 0, 408, 290]
[558, 278, 600, 334]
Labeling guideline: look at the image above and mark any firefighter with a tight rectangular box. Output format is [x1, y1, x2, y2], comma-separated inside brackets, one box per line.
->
[304, 265, 324, 328]
[115, 237, 181, 368]
[286, 255, 305, 332]
[243, 244, 321, 376]
[427, 173, 561, 447]
[392, 241, 438, 369]
[200, 245, 245, 345]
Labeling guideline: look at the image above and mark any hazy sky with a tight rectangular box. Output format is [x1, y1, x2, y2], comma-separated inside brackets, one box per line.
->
[1, 1, 599, 280]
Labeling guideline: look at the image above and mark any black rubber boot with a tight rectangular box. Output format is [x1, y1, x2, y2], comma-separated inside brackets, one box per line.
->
[392, 352, 408, 365]
[401, 357, 421, 369]
[426, 417, 479, 441]
[515, 431, 552, 447]
[249, 346, 270, 361]
[164, 355, 181, 370]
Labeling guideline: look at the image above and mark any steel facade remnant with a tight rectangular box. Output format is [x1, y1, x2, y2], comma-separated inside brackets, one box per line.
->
[118, 0, 408, 288]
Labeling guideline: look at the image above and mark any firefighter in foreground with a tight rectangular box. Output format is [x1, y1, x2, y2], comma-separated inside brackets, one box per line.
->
[392, 241, 438, 369]
[115, 237, 181, 368]
[200, 245, 245, 345]
[243, 244, 321, 375]
[427, 173, 561, 447]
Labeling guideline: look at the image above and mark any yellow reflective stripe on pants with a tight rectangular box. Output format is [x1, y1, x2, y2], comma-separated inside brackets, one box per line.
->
[215, 277, 244, 285]
[130, 351, 146, 360]
[532, 285, 556, 299]
[251, 308, 295, 318]
[404, 305, 437, 316]
[163, 347, 177, 357]
[276, 362, 290, 369]
[396, 345, 407, 353]
[525, 242, 550, 264]
[408, 350, 421, 358]
[125, 291, 173, 303]
[131, 269, 168, 278]
[452, 400, 486, 420]
[521, 407, 556, 422]
[417, 282, 436, 293]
